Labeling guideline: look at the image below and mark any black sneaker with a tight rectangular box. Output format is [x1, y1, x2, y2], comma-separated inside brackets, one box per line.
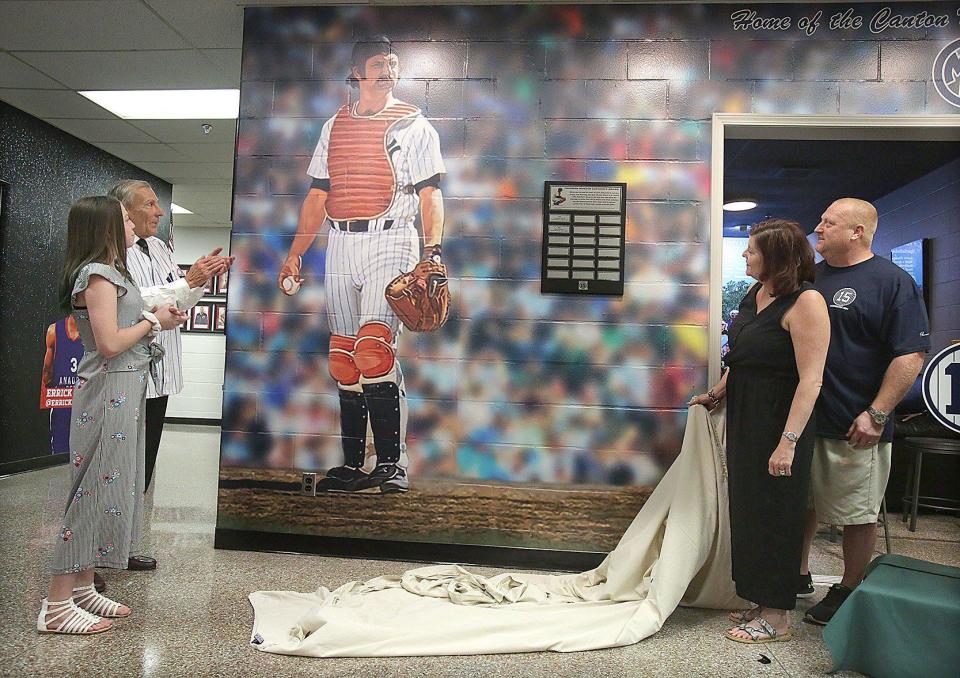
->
[316, 466, 368, 493]
[804, 583, 853, 625]
[797, 572, 815, 598]
[360, 463, 409, 494]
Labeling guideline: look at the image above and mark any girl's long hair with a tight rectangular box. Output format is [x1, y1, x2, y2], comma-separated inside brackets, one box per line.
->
[59, 196, 131, 312]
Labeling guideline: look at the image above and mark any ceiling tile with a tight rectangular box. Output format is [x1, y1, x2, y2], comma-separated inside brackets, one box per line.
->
[91, 142, 187, 163]
[172, 213, 232, 228]
[172, 184, 233, 205]
[146, 0, 244, 49]
[0, 53, 64, 89]
[137, 161, 235, 181]
[0, 89, 117, 119]
[174, 177, 235, 187]
[0, 1, 191, 51]
[43, 118, 159, 143]
[14, 50, 237, 90]
[201, 49, 242, 84]
[172, 190, 233, 211]
[168, 142, 235, 162]
[129, 119, 238, 144]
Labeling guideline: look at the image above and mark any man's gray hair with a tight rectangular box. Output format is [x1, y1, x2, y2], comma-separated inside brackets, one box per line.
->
[107, 179, 153, 208]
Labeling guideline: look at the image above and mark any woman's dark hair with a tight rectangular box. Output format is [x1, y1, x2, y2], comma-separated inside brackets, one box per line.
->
[59, 196, 130, 311]
[750, 218, 815, 297]
[346, 36, 395, 88]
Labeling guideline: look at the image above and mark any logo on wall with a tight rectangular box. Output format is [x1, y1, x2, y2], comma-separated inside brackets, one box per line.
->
[922, 344, 960, 434]
[932, 38, 960, 108]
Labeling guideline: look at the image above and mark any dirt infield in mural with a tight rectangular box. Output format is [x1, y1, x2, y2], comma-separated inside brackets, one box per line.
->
[218, 467, 650, 552]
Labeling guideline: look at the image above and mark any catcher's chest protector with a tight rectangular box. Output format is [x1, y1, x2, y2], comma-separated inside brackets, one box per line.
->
[326, 102, 420, 221]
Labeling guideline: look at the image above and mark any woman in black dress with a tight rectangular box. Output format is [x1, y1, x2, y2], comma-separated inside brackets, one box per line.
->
[689, 219, 829, 643]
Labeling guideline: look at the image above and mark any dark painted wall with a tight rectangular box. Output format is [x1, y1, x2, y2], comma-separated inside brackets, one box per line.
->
[873, 157, 960, 358]
[0, 101, 172, 473]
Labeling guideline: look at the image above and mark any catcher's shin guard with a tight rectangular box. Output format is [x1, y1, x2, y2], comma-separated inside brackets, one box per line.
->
[362, 381, 402, 464]
[338, 388, 368, 468]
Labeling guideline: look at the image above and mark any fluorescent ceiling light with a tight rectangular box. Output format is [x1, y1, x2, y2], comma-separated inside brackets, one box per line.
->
[171, 203, 193, 214]
[723, 200, 757, 212]
[78, 89, 239, 119]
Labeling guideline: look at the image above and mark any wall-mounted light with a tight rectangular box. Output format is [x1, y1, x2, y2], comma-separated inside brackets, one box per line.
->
[723, 200, 758, 212]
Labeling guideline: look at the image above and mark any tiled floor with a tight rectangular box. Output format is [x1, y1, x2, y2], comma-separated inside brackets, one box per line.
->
[2, 424, 958, 677]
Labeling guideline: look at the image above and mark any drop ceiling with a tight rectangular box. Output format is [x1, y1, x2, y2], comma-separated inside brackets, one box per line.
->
[0, 0, 254, 228]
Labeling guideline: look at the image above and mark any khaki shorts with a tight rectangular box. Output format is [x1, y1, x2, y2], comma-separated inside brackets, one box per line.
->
[809, 437, 892, 525]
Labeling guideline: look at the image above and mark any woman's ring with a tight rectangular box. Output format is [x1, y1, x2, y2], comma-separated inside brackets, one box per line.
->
[778, 470, 786, 476]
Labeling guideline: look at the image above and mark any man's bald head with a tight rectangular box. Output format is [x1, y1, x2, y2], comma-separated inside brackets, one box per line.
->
[833, 198, 878, 245]
[815, 197, 879, 264]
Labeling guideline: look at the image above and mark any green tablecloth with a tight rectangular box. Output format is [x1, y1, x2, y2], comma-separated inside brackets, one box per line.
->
[823, 554, 960, 678]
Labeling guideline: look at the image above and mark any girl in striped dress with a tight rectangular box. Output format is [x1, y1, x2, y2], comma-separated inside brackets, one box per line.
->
[38, 196, 185, 635]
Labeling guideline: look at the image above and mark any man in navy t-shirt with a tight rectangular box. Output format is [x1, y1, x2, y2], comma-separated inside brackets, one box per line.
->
[799, 198, 929, 625]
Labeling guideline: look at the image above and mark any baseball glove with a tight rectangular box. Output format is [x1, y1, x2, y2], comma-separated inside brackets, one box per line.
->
[385, 260, 450, 332]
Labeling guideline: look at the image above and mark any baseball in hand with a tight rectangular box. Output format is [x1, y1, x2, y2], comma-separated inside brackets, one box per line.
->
[281, 276, 301, 296]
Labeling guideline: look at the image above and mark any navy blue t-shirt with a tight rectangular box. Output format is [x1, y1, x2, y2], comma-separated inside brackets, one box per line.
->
[814, 255, 930, 442]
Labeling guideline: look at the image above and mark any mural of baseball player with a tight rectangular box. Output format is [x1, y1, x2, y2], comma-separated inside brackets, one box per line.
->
[40, 316, 84, 455]
[277, 36, 446, 494]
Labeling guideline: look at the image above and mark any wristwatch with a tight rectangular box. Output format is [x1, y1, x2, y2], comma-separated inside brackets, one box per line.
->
[867, 406, 889, 426]
[782, 431, 800, 443]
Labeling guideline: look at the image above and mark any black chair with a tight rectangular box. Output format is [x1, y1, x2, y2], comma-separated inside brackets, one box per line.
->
[900, 436, 960, 532]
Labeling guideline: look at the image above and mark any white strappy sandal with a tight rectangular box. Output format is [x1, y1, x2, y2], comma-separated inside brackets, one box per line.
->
[72, 584, 131, 618]
[37, 598, 111, 635]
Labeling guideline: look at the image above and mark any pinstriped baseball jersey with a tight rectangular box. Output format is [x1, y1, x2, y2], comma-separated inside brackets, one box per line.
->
[307, 100, 445, 226]
[126, 237, 185, 399]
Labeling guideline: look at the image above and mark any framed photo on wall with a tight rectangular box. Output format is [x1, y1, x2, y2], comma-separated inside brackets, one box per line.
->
[215, 269, 229, 297]
[214, 303, 227, 333]
[192, 304, 212, 331]
[203, 275, 215, 296]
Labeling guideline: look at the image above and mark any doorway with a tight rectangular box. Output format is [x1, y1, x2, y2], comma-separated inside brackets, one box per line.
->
[709, 114, 960, 384]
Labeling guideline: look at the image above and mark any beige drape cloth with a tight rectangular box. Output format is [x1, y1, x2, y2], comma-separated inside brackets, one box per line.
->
[248, 404, 746, 657]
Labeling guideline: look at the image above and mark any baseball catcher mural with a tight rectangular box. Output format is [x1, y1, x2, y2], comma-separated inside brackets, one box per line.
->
[277, 36, 448, 495]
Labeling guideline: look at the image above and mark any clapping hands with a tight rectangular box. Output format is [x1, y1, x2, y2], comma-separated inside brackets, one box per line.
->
[153, 304, 188, 330]
[185, 247, 235, 288]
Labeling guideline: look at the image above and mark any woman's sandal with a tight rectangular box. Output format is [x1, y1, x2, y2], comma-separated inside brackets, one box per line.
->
[725, 616, 793, 644]
[729, 606, 762, 623]
[37, 598, 111, 635]
[72, 584, 131, 618]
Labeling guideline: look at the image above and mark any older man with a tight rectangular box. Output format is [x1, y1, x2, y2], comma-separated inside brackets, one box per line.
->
[799, 198, 929, 625]
[106, 180, 232, 570]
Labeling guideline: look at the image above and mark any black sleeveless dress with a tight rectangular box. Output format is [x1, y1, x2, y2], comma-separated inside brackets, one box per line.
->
[725, 282, 815, 610]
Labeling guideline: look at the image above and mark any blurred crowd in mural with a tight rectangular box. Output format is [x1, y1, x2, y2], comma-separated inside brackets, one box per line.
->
[218, 3, 835, 487]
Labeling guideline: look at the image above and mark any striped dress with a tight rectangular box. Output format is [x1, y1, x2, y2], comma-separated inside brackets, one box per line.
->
[49, 263, 160, 574]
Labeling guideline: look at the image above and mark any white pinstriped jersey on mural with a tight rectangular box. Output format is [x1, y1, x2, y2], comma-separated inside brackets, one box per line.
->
[307, 101, 445, 225]
[126, 237, 185, 399]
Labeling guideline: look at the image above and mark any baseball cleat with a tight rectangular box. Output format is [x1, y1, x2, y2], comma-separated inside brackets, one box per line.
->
[352, 462, 409, 494]
[316, 465, 369, 493]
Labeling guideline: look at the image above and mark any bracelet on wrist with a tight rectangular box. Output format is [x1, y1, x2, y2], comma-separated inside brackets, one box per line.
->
[707, 389, 721, 404]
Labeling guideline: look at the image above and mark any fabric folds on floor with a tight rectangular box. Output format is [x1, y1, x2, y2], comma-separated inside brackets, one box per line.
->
[248, 404, 746, 657]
